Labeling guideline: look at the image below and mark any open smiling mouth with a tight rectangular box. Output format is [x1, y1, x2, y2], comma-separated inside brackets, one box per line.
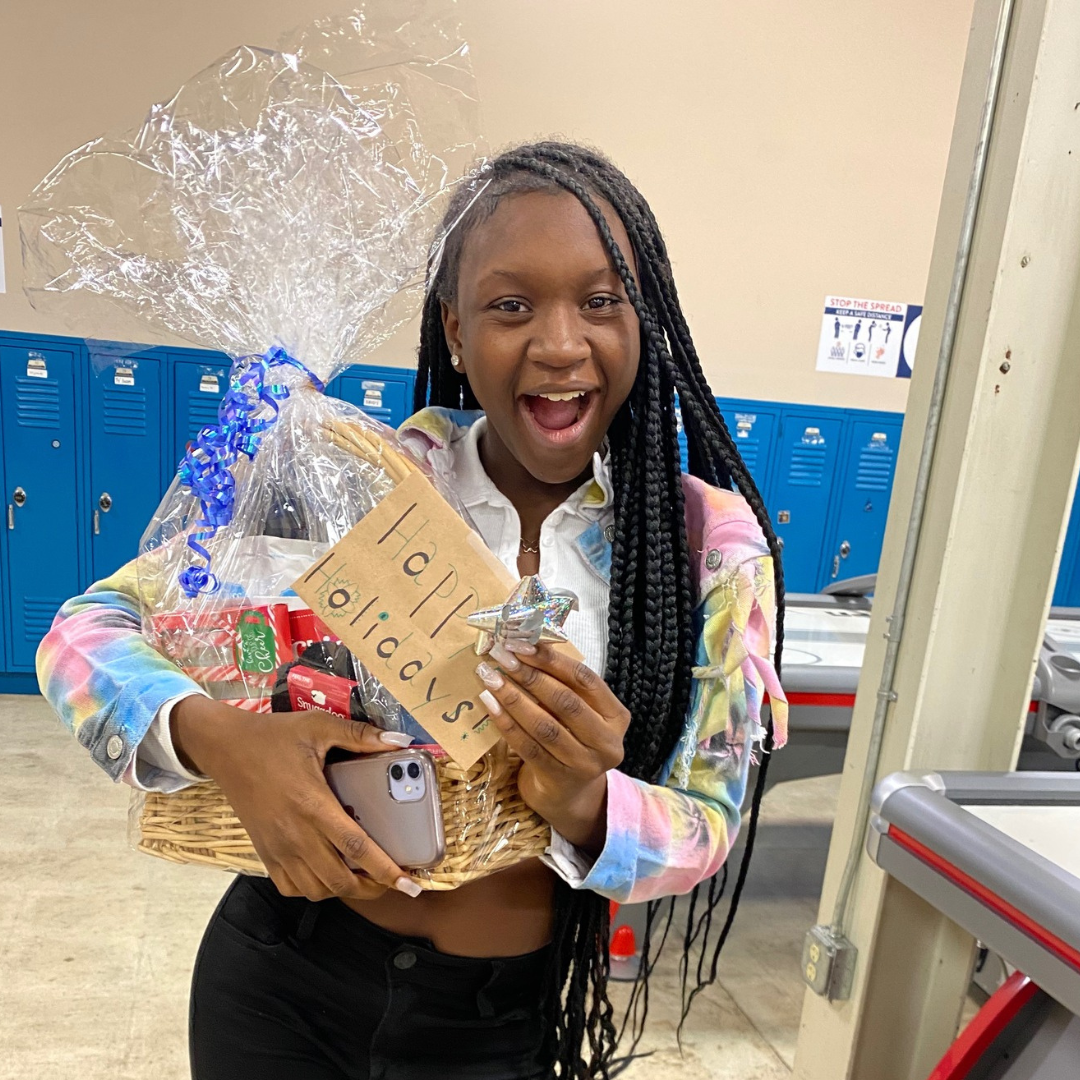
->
[519, 390, 598, 445]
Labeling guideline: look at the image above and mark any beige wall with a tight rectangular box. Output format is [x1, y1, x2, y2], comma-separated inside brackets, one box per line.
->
[0, 0, 974, 411]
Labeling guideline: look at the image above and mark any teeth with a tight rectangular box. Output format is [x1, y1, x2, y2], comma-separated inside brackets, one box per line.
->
[536, 391, 586, 402]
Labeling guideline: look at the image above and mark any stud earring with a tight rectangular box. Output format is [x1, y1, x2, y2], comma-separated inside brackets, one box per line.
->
[451, 353, 463, 370]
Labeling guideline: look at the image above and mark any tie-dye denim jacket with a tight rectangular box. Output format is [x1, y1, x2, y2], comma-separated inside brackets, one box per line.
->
[37, 407, 787, 904]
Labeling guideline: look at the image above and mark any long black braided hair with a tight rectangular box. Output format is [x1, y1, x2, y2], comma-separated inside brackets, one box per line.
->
[414, 142, 785, 1078]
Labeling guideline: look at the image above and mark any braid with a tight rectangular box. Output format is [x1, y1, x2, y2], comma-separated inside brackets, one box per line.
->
[413, 142, 785, 1077]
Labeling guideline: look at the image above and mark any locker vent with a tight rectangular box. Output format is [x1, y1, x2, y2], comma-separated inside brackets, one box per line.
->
[187, 393, 221, 440]
[22, 597, 62, 642]
[15, 378, 61, 429]
[788, 446, 827, 487]
[103, 387, 148, 436]
[738, 441, 761, 472]
[855, 444, 895, 491]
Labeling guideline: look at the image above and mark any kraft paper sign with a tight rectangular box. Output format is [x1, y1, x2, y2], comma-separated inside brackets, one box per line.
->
[292, 472, 521, 768]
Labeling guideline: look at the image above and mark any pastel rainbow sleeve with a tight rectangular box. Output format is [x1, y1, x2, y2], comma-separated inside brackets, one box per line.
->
[572, 513, 786, 904]
[35, 559, 203, 784]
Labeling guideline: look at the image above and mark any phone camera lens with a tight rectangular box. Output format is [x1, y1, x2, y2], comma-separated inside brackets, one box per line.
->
[390, 763, 404, 782]
[407, 762, 420, 779]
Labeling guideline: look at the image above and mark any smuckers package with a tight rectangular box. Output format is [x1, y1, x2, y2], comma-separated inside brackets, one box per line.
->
[286, 666, 360, 719]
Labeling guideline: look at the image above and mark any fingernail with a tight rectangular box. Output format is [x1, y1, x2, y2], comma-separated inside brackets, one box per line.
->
[504, 639, 537, 656]
[489, 642, 519, 671]
[379, 731, 414, 747]
[479, 689, 503, 716]
[395, 876, 423, 898]
[476, 662, 504, 689]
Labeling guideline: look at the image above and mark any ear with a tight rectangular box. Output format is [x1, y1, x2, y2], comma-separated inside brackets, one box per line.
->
[441, 300, 463, 359]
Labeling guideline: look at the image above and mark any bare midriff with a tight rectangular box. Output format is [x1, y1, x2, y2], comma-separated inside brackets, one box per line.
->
[341, 857, 557, 956]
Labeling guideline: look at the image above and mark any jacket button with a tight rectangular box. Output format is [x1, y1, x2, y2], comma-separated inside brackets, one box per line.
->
[106, 735, 125, 760]
[705, 549, 723, 571]
[604, 524, 616, 543]
[393, 950, 417, 970]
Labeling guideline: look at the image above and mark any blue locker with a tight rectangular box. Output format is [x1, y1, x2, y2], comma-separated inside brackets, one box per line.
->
[171, 356, 231, 470]
[820, 416, 904, 589]
[1052, 486, 1080, 608]
[0, 344, 83, 671]
[335, 366, 414, 429]
[89, 356, 166, 580]
[768, 409, 844, 593]
[716, 399, 778, 501]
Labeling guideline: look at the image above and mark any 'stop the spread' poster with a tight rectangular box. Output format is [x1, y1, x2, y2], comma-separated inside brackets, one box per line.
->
[816, 296, 922, 379]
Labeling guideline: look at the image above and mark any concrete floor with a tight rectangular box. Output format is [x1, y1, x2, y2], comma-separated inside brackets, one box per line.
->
[1, 694, 838, 1079]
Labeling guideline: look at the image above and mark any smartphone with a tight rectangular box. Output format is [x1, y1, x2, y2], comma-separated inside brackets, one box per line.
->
[325, 748, 445, 870]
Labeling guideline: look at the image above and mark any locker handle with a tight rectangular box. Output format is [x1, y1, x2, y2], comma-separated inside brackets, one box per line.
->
[6, 505, 12, 531]
[93, 510, 101, 536]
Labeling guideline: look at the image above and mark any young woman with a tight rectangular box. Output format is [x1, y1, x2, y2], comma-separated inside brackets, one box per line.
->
[38, 141, 787, 1080]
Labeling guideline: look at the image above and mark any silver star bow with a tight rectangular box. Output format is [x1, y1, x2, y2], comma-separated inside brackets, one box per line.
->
[468, 576, 579, 655]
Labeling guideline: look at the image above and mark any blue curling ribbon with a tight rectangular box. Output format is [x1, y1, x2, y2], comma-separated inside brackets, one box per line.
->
[176, 347, 326, 598]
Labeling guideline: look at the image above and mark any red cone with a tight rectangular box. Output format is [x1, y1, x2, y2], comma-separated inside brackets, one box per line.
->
[610, 924, 637, 960]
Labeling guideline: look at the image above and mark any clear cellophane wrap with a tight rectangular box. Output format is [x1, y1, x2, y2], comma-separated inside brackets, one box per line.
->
[19, 3, 551, 889]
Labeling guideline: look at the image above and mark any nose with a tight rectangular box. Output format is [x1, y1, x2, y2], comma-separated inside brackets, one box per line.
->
[526, 302, 590, 369]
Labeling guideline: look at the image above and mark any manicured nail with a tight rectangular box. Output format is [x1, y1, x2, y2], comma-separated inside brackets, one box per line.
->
[479, 689, 503, 716]
[504, 639, 537, 656]
[476, 662, 504, 689]
[489, 642, 519, 671]
[379, 731, 414, 747]
[395, 876, 423, 898]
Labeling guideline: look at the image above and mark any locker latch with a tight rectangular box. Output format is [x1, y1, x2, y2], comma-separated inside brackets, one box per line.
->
[831, 541, 852, 579]
[93, 493, 113, 537]
[8, 487, 26, 531]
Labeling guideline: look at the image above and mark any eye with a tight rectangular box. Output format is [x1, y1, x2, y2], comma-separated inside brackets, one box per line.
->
[585, 295, 621, 311]
[493, 298, 529, 313]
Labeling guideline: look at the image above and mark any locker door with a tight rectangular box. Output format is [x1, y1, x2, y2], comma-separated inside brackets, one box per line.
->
[1052, 486, 1080, 607]
[172, 358, 230, 469]
[0, 345, 81, 670]
[716, 400, 778, 500]
[769, 411, 844, 593]
[89, 357, 165, 580]
[822, 418, 903, 588]
[676, 407, 688, 472]
[336, 370, 410, 428]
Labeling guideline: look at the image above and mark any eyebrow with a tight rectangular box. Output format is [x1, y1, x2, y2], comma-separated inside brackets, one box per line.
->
[481, 268, 619, 285]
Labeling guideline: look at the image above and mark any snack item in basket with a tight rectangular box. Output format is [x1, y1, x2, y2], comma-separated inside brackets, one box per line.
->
[152, 603, 293, 709]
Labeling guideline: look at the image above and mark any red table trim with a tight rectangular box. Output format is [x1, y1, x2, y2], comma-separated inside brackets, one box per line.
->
[887, 825, 1080, 974]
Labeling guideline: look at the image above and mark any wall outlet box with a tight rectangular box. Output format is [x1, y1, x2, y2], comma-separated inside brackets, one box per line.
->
[802, 925, 857, 1001]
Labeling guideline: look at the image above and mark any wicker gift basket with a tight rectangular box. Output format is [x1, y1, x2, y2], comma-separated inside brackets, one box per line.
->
[136, 746, 550, 890]
[132, 420, 551, 890]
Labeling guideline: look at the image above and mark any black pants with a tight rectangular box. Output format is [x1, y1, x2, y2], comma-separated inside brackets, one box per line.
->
[190, 875, 555, 1080]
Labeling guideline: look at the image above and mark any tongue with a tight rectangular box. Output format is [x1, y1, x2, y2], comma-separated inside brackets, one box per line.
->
[527, 395, 580, 431]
